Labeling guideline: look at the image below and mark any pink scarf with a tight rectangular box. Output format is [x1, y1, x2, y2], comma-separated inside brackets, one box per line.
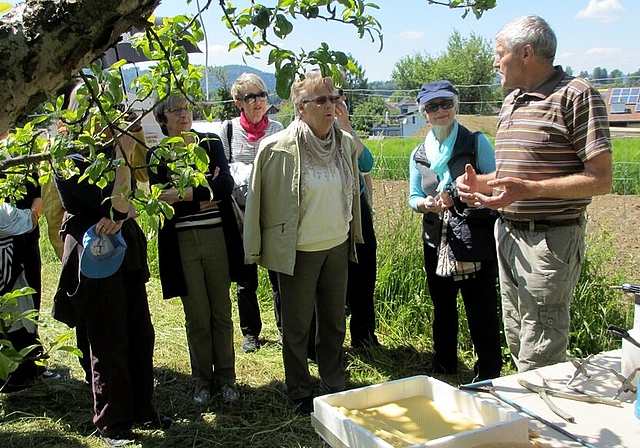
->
[240, 111, 270, 142]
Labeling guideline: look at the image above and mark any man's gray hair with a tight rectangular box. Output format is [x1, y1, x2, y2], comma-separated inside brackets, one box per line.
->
[495, 15, 557, 61]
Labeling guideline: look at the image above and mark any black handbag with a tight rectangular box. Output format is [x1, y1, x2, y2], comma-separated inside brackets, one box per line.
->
[445, 183, 498, 262]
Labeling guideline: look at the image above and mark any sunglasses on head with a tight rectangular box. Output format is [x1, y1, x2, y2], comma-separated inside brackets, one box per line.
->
[424, 98, 455, 114]
[302, 95, 342, 106]
[242, 91, 268, 103]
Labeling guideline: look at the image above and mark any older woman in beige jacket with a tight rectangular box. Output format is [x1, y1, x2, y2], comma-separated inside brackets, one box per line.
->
[243, 74, 362, 415]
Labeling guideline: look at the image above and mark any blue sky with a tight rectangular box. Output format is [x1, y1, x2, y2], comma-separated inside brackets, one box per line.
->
[7, 0, 640, 81]
[154, 0, 640, 81]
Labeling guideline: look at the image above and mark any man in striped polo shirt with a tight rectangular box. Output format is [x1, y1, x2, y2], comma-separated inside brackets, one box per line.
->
[456, 15, 612, 372]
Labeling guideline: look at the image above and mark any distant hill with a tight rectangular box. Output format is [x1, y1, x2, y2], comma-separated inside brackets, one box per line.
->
[121, 64, 277, 98]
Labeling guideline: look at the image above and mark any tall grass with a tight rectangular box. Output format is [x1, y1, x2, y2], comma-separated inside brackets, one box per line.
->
[611, 138, 640, 195]
[570, 229, 632, 357]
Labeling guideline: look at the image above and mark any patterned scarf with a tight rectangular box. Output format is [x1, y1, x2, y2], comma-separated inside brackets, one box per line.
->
[295, 119, 354, 220]
[240, 111, 270, 142]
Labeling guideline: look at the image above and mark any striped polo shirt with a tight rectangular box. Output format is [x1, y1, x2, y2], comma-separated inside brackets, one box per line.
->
[495, 67, 612, 220]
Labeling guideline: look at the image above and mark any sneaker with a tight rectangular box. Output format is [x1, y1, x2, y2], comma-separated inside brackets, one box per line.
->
[220, 383, 240, 403]
[41, 370, 61, 380]
[101, 431, 135, 447]
[291, 396, 314, 415]
[240, 335, 260, 353]
[192, 389, 210, 404]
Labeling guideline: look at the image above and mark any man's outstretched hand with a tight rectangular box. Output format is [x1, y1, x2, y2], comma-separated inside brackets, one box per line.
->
[456, 164, 527, 210]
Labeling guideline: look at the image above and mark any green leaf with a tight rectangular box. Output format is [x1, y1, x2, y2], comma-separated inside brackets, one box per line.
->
[192, 145, 209, 173]
[250, 5, 271, 29]
[276, 63, 296, 99]
[56, 346, 83, 357]
[0, 349, 21, 381]
[0, 3, 12, 15]
[274, 14, 294, 39]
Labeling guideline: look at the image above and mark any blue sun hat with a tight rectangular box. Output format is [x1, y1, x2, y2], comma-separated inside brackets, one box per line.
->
[80, 224, 127, 279]
[417, 80, 458, 105]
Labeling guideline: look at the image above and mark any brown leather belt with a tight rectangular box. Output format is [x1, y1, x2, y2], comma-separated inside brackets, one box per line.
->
[503, 217, 581, 232]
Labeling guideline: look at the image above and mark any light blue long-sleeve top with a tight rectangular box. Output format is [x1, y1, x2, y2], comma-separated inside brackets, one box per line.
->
[408, 130, 496, 211]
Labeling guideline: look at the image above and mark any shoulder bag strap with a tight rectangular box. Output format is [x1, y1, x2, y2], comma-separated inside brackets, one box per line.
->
[225, 119, 234, 162]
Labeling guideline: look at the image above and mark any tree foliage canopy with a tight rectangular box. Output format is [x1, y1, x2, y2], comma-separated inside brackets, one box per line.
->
[0, 0, 499, 215]
[391, 30, 497, 114]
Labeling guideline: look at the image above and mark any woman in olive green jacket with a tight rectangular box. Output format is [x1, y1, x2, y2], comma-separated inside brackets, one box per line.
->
[243, 74, 362, 415]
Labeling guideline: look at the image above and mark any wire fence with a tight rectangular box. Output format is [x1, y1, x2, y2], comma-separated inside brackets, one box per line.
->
[366, 139, 640, 196]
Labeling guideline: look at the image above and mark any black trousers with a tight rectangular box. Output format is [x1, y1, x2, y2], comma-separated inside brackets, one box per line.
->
[347, 193, 378, 346]
[83, 269, 157, 437]
[423, 242, 503, 379]
[236, 264, 279, 338]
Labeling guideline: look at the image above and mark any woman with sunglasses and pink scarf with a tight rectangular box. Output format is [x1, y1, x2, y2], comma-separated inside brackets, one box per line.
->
[219, 73, 283, 354]
[243, 73, 362, 415]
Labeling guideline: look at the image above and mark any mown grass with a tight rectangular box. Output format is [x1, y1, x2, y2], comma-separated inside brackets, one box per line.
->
[1, 136, 638, 447]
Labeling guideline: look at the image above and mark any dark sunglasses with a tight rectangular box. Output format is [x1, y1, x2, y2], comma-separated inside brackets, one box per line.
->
[424, 98, 455, 113]
[242, 91, 268, 104]
[338, 89, 344, 97]
[302, 95, 342, 106]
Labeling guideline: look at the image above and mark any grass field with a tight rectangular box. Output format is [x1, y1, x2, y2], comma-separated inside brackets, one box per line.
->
[366, 135, 640, 194]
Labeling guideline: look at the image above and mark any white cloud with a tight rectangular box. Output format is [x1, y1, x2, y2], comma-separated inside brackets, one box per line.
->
[398, 30, 425, 40]
[576, 0, 624, 22]
[560, 46, 635, 74]
[207, 44, 228, 55]
[585, 47, 625, 57]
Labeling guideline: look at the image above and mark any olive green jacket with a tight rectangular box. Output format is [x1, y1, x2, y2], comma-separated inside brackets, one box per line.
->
[243, 121, 363, 276]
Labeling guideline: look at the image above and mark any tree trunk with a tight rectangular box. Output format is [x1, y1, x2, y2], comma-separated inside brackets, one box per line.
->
[0, 0, 161, 132]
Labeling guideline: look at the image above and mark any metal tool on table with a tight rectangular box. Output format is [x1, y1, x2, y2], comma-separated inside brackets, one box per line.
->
[567, 355, 593, 387]
[517, 378, 575, 423]
[601, 366, 639, 400]
[567, 353, 638, 399]
[460, 379, 596, 448]
[517, 377, 623, 424]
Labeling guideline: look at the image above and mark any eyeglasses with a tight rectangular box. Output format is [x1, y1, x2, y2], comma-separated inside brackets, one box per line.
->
[338, 89, 344, 97]
[302, 95, 342, 106]
[242, 91, 268, 104]
[424, 99, 455, 114]
[166, 106, 191, 116]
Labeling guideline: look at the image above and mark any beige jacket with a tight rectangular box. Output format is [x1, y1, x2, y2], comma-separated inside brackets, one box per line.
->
[243, 121, 363, 276]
